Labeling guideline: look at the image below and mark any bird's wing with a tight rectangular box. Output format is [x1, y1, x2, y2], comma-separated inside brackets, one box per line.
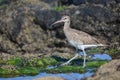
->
[70, 29, 102, 45]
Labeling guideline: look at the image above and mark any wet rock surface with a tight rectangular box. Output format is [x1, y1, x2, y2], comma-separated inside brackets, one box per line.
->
[34, 76, 65, 80]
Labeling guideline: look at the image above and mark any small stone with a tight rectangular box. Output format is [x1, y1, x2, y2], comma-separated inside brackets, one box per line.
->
[34, 76, 65, 80]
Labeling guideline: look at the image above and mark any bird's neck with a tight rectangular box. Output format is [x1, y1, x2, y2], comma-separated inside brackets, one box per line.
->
[63, 21, 70, 30]
[63, 21, 71, 39]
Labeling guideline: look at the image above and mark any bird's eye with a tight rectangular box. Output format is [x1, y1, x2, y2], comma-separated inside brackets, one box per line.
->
[64, 18, 67, 20]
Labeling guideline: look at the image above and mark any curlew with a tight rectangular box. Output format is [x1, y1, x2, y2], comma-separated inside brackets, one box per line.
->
[51, 16, 105, 68]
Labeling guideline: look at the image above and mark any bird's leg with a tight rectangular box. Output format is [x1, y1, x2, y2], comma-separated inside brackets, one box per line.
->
[61, 53, 78, 66]
[61, 48, 79, 66]
[82, 49, 87, 68]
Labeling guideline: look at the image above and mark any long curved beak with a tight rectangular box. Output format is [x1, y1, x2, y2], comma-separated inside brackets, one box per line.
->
[49, 19, 64, 29]
[51, 19, 64, 27]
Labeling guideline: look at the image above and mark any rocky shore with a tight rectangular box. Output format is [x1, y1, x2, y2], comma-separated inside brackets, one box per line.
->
[0, 0, 120, 79]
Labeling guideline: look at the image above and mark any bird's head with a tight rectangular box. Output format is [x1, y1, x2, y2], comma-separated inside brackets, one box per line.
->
[60, 16, 70, 23]
[51, 16, 70, 27]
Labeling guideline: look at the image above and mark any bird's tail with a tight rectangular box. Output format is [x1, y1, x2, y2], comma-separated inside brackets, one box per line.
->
[97, 44, 108, 46]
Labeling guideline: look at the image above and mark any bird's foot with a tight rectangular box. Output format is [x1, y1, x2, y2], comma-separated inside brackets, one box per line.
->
[60, 62, 70, 66]
[82, 65, 86, 68]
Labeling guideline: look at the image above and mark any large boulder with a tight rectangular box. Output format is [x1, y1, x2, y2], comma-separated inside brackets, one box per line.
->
[88, 59, 120, 80]
[34, 10, 61, 30]
[0, 0, 61, 54]
[0, 0, 73, 55]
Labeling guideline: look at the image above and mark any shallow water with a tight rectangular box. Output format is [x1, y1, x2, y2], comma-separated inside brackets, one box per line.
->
[0, 54, 111, 80]
[0, 72, 94, 80]
[92, 54, 112, 60]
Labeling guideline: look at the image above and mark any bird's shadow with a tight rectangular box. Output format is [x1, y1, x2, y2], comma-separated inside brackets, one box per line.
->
[51, 55, 68, 62]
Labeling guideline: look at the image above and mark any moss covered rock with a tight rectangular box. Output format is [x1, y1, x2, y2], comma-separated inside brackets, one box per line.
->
[0, 56, 109, 77]
[45, 66, 86, 73]
[40, 57, 57, 66]
[44, 60, 107, 73]
[6, 57, 22, 66]
[0, 57, 58, 76]
[86, 60, 107, 68]
[0, 68, 10, 74]
[18, 67, 39, 75]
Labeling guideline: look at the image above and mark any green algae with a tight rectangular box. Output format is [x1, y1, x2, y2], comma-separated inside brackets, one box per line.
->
[36, 60, 44, 67]
[0, 0, 3, 3]
[86, 60, 107, 68]
[0, 59, 4, 64]
[40, 57, 58, 66]
[0, 57, 58, 76]
[0, 67, 39, 77]
[44, 60, 107, 73]
[86, 48, 101, 54]
[53, 6, 67, 11]
[0, 56, 109, 77]
[17, 67, 39, 75]
[0, 68, 10, 74]
[36, 57, 57, 67]
[0, 68, 19, 75]
[6, 57, 22, 66]
[3, 57, 57, 67]
[106, 48, 120, 58]
[45, 66, 86, 73]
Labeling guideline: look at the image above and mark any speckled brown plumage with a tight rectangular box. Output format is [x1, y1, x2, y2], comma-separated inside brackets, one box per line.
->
[64, 27, 102, 45]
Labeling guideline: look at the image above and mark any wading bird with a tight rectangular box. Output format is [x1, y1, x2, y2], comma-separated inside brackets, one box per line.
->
[51, 16, 105, 68]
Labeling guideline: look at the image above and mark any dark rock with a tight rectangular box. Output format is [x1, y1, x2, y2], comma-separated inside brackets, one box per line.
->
[34, 10, 61, 30]
[0, 0, 10, 5]
[86, 0, 116, 5]
[116, 0, 120, 3]
[58, 0, 85, 5]
[41, 0, 59, 7]
[58, 0, 116, 6]
[73, 0, 86, 5]
[60, 0, 73, 5]
[41, 0, 57, 3]
[78, 5, 116, 22]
